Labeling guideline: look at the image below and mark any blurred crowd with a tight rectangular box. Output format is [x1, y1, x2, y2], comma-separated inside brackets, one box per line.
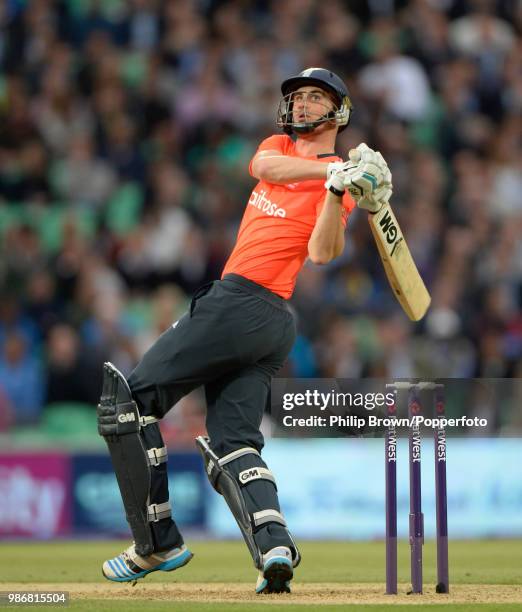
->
[0, 0, 520, 438]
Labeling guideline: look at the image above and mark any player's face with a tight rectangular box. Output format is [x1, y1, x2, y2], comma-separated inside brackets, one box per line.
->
[291, 86, 335, 124]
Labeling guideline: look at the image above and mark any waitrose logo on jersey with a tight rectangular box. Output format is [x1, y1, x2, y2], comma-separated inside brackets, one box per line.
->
[248, 190, 287, 217]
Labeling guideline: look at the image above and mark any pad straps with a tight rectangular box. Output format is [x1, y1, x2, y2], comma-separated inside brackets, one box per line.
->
[252, 509, 286, 527]
[219, 447, 261, 465]
[147, 446, 168, 467]
[140, 415, 158, 427]
[239, 467, 277, 487]
[219, 447, 277, 489]
[147, 501, 172, 522]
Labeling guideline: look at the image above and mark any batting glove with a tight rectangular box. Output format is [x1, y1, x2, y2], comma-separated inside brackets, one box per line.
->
[344, 143, 393, 213]
[326, 161, 350, 179]
[325, 168, 346, 197]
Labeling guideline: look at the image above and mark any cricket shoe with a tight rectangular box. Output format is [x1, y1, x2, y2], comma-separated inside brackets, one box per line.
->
[102, 543, 193, 582]
[255, 546, 293, 594]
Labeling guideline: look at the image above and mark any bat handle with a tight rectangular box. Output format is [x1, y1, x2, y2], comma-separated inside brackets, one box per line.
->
[349, 148, 361, 163]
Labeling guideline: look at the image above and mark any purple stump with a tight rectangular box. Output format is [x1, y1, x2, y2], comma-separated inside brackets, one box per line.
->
[408, 384, 424, 594]
[434, 384, 449, 593]
[385, 385, 398, 594]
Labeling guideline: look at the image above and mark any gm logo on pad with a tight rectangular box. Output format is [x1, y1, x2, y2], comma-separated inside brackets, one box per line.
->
[118, 412, 136, 424]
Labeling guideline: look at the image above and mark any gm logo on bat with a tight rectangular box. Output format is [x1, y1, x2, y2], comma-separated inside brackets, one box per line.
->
[379, 210, 398, 243]
[379, 209, 403, 257]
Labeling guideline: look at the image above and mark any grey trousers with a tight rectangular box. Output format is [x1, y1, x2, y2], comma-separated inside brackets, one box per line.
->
[127, 274, 296, 553]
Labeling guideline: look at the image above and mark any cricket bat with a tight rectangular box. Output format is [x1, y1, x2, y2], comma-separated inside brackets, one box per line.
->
[368, 203, 431, 321]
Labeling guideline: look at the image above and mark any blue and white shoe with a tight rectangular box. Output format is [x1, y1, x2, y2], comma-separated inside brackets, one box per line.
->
[255, 546, 293, 594]
[102, 543, 193, 583]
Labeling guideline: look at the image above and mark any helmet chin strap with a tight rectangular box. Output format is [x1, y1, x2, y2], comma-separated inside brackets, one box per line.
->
[291, 111, 336, 134]
[292, 123, 317, 134]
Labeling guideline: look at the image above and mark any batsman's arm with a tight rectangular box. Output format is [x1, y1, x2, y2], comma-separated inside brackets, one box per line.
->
[307, 190, 345, 265]
[251, 150, 328, 184]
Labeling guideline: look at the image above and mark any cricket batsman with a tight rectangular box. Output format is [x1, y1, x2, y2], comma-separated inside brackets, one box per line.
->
[97, 68, 392, 593]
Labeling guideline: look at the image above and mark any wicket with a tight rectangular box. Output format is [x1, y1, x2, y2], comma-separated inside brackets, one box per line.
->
[385, 381, 449, 595]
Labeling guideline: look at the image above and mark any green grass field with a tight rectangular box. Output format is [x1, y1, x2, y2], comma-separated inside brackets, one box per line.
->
[1, 540, 521, 611]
